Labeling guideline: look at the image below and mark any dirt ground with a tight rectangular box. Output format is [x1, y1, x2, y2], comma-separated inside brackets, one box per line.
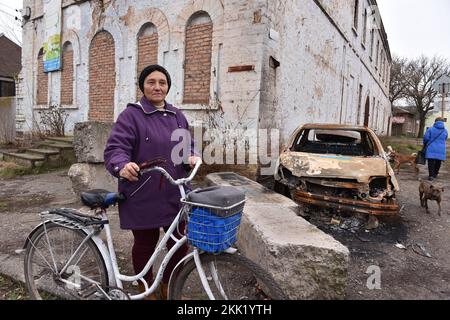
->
[0, 160, 449, 300]
[306, 162, 450, 300]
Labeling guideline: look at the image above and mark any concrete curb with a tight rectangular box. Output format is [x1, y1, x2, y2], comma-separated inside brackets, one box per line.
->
[206, 172, 350, 299]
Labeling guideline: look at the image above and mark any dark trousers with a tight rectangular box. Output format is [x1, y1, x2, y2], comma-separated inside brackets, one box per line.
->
[428, 159, 442, 178]
[132, 220, 188, 285]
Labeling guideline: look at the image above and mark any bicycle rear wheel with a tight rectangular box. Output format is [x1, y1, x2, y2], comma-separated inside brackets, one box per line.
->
[169, 252, 286, 300]
[24, 222, 108, 300]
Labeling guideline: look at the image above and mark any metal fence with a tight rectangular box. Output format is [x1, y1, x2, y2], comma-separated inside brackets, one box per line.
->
[0, 97, 16, 144]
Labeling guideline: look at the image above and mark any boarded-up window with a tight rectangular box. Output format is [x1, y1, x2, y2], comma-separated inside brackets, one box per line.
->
[61, 42, 74, 105]
[136, 23, 158, 101]
[183, 12, 213, 104]
[36, 48, 48, 105]
[88, 31, 115, 122]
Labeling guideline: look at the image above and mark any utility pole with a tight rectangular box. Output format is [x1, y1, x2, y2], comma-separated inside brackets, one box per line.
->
[440, 83, 447, 118]
[435, 76, 450, 120]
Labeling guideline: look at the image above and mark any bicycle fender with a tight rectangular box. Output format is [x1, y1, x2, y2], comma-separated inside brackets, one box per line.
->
[23, 222, 47, 249]
[88, 232, 117, 288]
[167, 248, 238, 286]
[168, 251, 195, 291]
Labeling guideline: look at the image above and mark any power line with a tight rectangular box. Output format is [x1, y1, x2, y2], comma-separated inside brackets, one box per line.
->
[0, 8, 16, 18]
[0, 3, 18, 12]
[0, 9, 22, 25]
[0, 10, 22, 44]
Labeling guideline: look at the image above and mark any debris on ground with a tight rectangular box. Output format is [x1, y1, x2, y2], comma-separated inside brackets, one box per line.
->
[366, 216, 380, 230]
[340, 217, 364, 231]
[395, 243, 407, 250]
[330, 218, 341, 225]
[412, 243, 432, 258]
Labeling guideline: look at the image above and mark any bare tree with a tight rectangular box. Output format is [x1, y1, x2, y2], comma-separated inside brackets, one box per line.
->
[404, 56, 450, 138]
[389, 55, 408, 105]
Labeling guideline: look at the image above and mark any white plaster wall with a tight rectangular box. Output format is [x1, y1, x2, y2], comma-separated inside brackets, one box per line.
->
[259, 0, 392, 148]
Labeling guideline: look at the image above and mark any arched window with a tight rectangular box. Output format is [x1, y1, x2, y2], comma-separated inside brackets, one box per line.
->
[36, 48, 48, 105]
[183, 11, 213, 104]
[88, 31, 115, 122]
[61, 41, 74, 105]
[353, 0, 359, 30]
[136, 23, 158, 100]
[369, 24, 375, 59]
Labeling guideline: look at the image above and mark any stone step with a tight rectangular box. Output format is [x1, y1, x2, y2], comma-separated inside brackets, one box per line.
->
[45, 136, 74, 144]
[2, 152, 45, 168]
[26, 148, 60, 156]
[39, 142, 74, 151]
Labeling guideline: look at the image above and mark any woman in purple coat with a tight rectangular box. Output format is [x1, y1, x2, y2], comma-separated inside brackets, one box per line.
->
[104, 65, 200, 300]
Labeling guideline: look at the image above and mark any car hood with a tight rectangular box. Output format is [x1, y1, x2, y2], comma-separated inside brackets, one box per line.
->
[279, 152, 399, 189]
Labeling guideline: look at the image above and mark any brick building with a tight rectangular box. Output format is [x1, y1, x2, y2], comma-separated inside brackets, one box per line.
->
[17, 0, 392, 164]
[391, 106, 419, 137]
[0, 34, 21, 97]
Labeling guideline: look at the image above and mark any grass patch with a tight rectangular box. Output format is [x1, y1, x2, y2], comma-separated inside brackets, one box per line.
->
[0, 162, 72, 179]
[0, 275, 28, 300]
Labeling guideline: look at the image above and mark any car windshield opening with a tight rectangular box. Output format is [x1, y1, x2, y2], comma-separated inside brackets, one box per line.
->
[292, 129, 377, 157]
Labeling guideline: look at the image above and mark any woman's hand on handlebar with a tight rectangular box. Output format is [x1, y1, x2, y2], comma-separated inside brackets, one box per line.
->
[188, 156, 202, 168]
[119, 162, 140, 182]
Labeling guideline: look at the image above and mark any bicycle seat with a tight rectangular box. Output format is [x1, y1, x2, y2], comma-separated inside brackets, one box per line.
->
[80, 189, 126, 210]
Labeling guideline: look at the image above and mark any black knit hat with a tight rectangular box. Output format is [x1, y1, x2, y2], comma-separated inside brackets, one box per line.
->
[139, 64, 172, 93]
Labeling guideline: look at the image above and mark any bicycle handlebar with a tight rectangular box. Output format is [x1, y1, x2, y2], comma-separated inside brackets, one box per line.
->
[139, 159, 202, 186]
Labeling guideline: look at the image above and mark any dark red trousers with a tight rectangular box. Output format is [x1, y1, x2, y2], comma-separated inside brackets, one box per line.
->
[132, 220, 188, 285]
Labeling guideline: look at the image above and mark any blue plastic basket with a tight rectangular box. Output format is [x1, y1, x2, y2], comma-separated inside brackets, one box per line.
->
[187, 207, 242, 253]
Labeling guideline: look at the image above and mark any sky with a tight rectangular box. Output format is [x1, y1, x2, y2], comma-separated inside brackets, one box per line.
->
[377, 0, 450, 60]
[0, 0, 22, 45]
[0, 0, 449, 61]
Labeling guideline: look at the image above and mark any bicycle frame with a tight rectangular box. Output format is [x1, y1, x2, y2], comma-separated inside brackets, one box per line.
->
[26, 160, 233, 300]
[100, 160, 232, 300]
[100, 203, 189, 300]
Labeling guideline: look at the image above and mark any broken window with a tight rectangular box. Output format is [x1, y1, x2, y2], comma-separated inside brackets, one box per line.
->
[292, 129, 378, 157]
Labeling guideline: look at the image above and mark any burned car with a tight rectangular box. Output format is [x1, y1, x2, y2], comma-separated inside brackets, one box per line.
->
[274, 124, 400, 216]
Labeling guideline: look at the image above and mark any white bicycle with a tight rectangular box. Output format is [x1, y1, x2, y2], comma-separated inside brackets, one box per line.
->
[23, 160, 286, 300]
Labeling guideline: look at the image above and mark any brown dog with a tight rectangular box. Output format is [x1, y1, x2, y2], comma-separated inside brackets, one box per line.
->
[419, 180, 444, 215]
[387, 146, 419, 175]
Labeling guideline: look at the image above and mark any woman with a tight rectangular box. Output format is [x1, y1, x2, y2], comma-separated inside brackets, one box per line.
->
[423, 117, 448, 181]
[104, 65, 200, 300]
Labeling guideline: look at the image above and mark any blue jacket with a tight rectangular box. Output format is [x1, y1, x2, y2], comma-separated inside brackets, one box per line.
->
[423, 121, 448, 161]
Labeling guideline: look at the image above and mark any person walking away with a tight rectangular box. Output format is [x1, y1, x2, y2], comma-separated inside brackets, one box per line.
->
[423, 117, 448, 181]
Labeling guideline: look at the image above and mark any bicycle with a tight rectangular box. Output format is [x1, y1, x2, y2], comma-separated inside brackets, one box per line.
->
[23, 160, 286, 300]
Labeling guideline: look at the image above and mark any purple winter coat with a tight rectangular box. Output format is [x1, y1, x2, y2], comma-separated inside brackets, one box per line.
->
[104, 96, 196, 230]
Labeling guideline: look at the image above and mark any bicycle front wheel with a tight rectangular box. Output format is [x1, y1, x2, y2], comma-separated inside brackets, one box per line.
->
[24, 222, 109, 300]
[169, 252, 286, 300]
